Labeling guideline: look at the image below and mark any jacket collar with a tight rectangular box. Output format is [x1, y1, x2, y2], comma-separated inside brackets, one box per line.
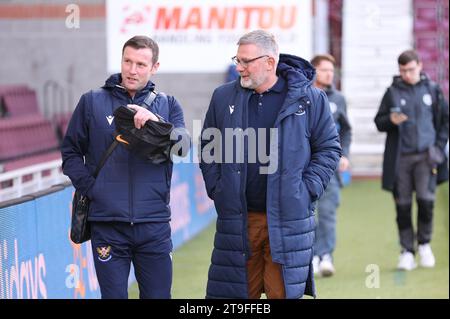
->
[392, 72, 430, 89]
[230, 54, 316, 128]
[102, 73, 156, 102]
[233, 54, 314, 98]
[276, 53, 315, 104]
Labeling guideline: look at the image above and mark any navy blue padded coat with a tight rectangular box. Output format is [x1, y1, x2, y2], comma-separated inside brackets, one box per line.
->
[200, 54, 341, 299]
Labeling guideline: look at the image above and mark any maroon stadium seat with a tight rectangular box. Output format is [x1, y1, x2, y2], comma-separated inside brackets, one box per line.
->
[1, 151, 61, 172]
[0, 115, 59, 164]
[0, 84, 30, 95]
[2, 89, 40, 116]
[0, 85, 30, 117]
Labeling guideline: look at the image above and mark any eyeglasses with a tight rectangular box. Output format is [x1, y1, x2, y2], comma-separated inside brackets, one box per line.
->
[231, 55, 269, 68]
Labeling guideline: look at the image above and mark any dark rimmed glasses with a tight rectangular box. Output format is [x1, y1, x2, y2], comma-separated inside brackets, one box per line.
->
[231, 55, 269, 68]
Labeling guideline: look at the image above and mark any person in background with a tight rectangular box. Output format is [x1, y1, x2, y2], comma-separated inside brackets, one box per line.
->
[225, 63, 240, 83]
[310, 54, 352, 277]
[374, 49, 448, 271]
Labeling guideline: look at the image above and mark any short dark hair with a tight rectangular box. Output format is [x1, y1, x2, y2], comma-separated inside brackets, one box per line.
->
[122, 35, 159, 64]
[310, 54, 336, 67]
[398, 50, 420, 66]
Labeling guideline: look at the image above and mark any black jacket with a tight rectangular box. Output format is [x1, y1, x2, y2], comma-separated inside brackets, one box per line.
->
[374, 73, 449, 192]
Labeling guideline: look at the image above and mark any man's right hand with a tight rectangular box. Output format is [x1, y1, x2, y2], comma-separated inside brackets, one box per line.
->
[127, 104, 159, 129]
[390, 112, 408, 125]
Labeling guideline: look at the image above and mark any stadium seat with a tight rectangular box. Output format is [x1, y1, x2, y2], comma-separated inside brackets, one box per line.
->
[0, 85, 30, 117]
[1, 87, 40, 116]
[0, 84, 30, 95]
[0, 115, 60, 172]
[0, 151, 61, 172]
[0, 85, 65, 174]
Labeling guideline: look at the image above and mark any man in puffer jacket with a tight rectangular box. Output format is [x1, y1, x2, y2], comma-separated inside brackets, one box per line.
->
[61, 36, 189, 299]
[200, 30, 341, 299]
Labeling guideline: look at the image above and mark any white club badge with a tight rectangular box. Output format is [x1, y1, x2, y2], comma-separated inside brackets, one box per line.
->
[400, 99, 406, 106]
[329, 102, 338, 114]
[423, 94, 432, 106]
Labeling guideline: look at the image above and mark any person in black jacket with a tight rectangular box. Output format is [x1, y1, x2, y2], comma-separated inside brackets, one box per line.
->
[61, 36, 189, 298]
[374, 49, 449, 271]
[310, 54, 352, 277]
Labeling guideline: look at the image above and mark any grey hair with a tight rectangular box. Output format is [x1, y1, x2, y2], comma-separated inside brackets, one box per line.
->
[237, 30, 279, 64]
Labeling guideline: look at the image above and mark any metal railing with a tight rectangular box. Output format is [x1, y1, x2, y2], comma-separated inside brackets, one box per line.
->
[0, 159, 70, 202]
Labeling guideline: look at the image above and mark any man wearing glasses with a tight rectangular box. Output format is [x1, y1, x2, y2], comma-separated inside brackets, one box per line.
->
[374, 50, 449, 271]
[200, 30, 341, 299]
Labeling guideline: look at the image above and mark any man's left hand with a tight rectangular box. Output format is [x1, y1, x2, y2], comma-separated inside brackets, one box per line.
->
[127, 104, 159, 129]
[339, 156, 350, 172]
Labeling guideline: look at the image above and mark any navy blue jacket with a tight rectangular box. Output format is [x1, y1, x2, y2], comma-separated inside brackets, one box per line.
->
[61, 74, 188, 223]
[200, 54, 342, 299]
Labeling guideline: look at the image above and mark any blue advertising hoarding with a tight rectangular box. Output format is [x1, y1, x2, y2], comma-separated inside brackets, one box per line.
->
[0, 164, 216, 299]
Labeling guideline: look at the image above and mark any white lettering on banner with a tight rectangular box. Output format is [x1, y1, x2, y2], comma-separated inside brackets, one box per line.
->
[107, 0, 312, 73]
[0, 239, 47, 299]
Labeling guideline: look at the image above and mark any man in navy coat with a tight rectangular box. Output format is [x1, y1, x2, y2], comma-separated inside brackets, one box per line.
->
[200, 30, 341, 299]
[62, 36, 189, 299]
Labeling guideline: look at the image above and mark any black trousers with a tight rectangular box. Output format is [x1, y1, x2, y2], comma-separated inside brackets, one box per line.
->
[394, 152, 436, 253]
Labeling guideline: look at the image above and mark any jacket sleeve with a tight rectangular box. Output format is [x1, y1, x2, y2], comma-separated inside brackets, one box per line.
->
[303, 90, 342, 201]
[168, 96, 191, 157]
[199, 89, 222, 200]
[338, 95, 352, 157]
[434, 86, 449, 150]
[60, 93, 96, 197]
[374, 88, 398, 132]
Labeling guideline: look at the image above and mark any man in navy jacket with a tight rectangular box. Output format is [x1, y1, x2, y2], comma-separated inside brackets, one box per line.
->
[200, 30, 341, 299]
[61, 36, 189, 298]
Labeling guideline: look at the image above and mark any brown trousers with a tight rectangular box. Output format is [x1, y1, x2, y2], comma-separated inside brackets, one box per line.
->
[246, 212, 286, 299]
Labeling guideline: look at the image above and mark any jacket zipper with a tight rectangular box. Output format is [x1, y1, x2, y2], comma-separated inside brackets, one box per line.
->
[240, 92, 250, 258]
[129, 152, 134, 226]
[129, 96, 134, 226]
